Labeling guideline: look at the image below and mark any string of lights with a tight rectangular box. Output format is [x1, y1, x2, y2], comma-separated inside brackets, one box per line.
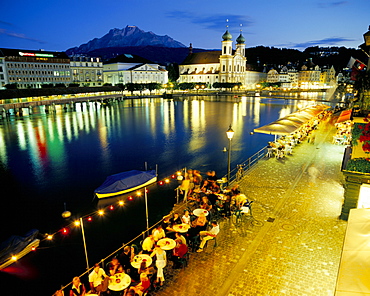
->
[5, 170, 185, 266]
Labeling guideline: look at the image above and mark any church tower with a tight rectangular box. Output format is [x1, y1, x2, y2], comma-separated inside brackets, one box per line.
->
[219, 22, 233, 83]
[235, 27, 247, 84]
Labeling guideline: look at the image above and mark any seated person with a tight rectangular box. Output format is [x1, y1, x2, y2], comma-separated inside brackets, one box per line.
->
[106, 257, 123, 276]
[197, 221, 220, 252]
[138, 261, 156, 278]
[174, 232, 187, 246]
[171, 239, 188, 269]
[235, 193, 248, 209]
[128, 273, 151, 296]
[188, 212, 207, 238]
[200, 180, 211, 193]
[170, 212, 182, 226]
[117, 246, 131, 273]
[152, 225, 166, 242]
[70, 276, 86, 296]
[181, 210, 191, 225]
[89, 263, 109, 294]
[231, 184, 240, 196]
[141, 234, 155, 254]
[200, 196, 212, 211]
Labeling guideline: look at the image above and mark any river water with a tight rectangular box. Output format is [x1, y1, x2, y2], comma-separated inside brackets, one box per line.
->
[0, 93, 329, 295]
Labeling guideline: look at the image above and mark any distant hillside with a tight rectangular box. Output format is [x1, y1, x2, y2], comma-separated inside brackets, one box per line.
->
[66, 25, 186, 56]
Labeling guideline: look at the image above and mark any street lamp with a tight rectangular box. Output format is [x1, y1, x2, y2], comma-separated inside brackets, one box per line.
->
[226, 125, 234, 183]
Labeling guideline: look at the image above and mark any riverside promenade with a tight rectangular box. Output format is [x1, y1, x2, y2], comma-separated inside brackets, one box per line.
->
[152, 115, 348, 296]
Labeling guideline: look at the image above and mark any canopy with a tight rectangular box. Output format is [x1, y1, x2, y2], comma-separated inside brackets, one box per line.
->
[336, 109, 352, 124]
[335, 208, 370, 295]
[253, 104, 329, 136]
[94, 170, 157, 199]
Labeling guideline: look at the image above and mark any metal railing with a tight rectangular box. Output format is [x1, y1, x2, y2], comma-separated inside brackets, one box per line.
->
[227, 146, 268, 185]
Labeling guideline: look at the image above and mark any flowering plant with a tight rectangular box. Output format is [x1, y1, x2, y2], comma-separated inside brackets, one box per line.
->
[353, 115, 370, 152]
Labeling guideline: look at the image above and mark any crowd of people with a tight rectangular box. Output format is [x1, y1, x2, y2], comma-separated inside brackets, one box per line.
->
[65, 169, 253, 296]
[266, 110, 332, 159]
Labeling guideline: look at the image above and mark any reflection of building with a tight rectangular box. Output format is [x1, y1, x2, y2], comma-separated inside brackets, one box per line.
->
[70, 56, 103, 87]
[0, 48, 71, 89]
[178, 29, 265, 89]
[103, 54, 168, 85]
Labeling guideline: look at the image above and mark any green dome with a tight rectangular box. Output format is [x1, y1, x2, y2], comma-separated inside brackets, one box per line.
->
[236, 33, 245, 44]
[222, 30, 232, 41]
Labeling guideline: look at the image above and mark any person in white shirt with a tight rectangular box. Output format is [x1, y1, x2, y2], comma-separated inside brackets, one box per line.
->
[196, 221, 220, 252]
[88, 263, 108, 294]
[152, 225, 165, 242]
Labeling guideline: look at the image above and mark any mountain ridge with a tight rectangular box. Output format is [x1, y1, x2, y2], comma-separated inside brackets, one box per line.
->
[67, 25, 186, 55]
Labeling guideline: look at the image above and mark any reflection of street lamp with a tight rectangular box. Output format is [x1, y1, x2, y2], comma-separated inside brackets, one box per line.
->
[226, 125, 234, 183]
[195, 84, 199, 94]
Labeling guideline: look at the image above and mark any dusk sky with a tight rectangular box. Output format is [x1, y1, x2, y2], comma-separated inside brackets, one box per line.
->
[1, 0, 370, 52]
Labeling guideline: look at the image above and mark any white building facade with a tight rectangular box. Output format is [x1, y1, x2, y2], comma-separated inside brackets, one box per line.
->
[70, 56, 103, 87]
[103, 54, 168, 85]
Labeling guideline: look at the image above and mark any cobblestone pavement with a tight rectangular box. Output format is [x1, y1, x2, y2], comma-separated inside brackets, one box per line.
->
[151, 117, 347, 296]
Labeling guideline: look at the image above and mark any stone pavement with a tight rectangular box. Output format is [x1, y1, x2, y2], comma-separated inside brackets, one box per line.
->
[151, 116, 348, 296]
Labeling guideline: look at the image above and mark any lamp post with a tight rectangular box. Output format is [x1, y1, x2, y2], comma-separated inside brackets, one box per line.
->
[79, 217, 89, 270]
[226, 125, 234, 184]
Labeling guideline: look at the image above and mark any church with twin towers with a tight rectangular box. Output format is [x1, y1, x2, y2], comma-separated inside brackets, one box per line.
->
[178, 26, 265, 89]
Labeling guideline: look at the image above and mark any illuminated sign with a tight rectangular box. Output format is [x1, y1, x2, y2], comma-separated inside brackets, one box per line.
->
[19, 52, 54, 58]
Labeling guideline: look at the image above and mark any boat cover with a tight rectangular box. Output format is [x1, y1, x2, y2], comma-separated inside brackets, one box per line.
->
[0, 229, 39, 265]
[94, 170, 157, 198]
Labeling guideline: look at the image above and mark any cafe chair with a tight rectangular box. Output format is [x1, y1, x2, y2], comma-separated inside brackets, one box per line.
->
[179, 252, 190, 269]
[203, 236, 217, 251]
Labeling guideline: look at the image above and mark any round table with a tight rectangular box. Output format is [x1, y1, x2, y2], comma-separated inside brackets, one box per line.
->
[217, 194, 227, 201]
[108, 273, 131, 292]
[193, 208, 209, 217]
[157, 238, 176, 250]
[131, 254, 152, 269]
[172, 223, 190, 233]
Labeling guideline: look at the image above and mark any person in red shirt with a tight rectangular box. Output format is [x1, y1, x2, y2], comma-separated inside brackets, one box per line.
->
[172, 239, 188, 269]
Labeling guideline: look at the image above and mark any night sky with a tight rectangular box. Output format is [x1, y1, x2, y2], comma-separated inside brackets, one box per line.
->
[1, 0, 369, 52]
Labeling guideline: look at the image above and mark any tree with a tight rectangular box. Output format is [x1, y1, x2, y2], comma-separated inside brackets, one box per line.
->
[147, 83, 161, 94]
[167, 63, 179, 81]
[4, 83, 18, 89]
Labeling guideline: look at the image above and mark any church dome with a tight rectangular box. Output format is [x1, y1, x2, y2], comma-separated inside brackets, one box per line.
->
[222, 30, 232, 41]
[236, 33, 245, 44]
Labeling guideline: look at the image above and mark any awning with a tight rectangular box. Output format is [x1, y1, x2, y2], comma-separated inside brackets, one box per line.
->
[253, 104, 329, 136]
[336, 109, 352, 124]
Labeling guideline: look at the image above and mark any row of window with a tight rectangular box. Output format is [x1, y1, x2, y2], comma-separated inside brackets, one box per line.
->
[70, 63, 103, 67]
[7, 63, 70, 69]
[8, 70, 70, 76]
[9, 77, 71, 82]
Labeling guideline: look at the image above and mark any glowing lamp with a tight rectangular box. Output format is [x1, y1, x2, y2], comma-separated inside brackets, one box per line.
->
[165, 179, 170, 183]
[128, 196, 133, 201]
[118, 200, 125, 206]
[158, 181, 164, 185]
[31, 246, 36, 251]
[145, 189, 149, 193]
[62, 211, 71, 219]
[46, 234, 53, 240]
[98, 210, 104, 216]
[226, 125, 234, 140]
[171, 174, 176, 179]
[87, 216, 93, 222]
[62, 228, 69, 235]
[136, 191, 142, 196]
[109, 205, 114, 210]
[74, 220, 81, 227]
[11, 256, 17, 261]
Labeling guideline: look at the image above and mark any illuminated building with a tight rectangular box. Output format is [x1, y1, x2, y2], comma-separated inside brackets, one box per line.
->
[70, 56, 103, 87]
[103, 53, 168, 85]
[178, 29, 266, 89]
[0, 48, 71, 89]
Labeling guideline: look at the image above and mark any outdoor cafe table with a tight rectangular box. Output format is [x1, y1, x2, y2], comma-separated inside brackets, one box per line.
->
[108, 272, 131, 292]
[193, 208, 209, 217]
[157, 238, 176, 250]
[172, 223, 190, 233]
[131, 254, 152, 269]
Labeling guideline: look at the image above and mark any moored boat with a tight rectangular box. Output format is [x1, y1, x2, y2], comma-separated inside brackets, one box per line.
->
[94, 170, 157, 199]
